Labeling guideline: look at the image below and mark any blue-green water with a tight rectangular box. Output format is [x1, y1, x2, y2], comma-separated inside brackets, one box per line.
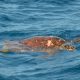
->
[0, 0, 80, 80]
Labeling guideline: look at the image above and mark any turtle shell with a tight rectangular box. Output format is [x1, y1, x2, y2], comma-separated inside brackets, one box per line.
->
[21, 36, 66, 48]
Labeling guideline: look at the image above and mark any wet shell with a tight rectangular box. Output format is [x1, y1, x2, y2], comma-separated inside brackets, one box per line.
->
[21, 36, 66, 48]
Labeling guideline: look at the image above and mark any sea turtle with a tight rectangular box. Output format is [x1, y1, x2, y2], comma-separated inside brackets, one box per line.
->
[0, 36, 77, 56]
[20, 36, 76, 54]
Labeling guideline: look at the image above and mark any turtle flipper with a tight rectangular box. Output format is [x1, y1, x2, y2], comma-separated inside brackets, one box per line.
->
[38, 48, 59, 58]
[0, 49, 10, 53]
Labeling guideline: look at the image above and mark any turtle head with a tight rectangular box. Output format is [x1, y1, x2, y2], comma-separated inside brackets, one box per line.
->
[61, 44, 76, 51]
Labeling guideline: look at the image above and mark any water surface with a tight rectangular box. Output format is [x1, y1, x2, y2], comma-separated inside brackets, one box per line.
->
[0, 0, 80, 80]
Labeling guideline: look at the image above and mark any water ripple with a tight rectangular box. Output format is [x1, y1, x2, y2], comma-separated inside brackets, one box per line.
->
[0, 0, 80, 80]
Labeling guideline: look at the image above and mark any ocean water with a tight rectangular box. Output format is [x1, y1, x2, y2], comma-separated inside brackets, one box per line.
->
[0, 0, 80, 80]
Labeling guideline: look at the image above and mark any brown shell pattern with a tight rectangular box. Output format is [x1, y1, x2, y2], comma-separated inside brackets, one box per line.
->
[21, 36, 65, 48]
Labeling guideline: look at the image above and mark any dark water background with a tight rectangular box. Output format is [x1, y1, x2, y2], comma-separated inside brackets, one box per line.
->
[0, 0, 80, 80]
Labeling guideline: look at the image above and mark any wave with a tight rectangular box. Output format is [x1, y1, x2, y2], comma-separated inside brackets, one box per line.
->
[0, 0, 76, 5]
